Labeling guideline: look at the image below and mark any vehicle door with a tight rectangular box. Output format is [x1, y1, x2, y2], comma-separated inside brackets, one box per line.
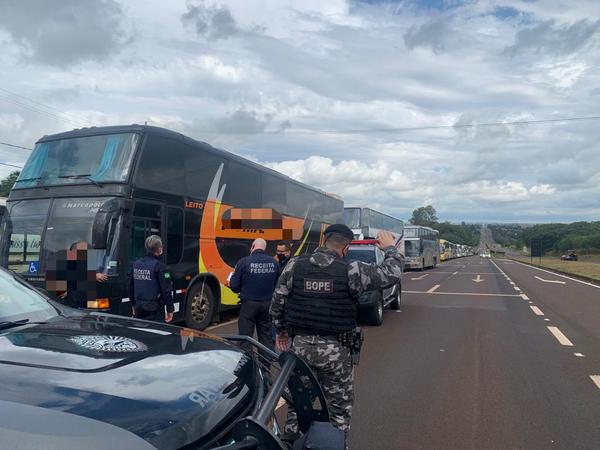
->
[129, 201, 165, 263]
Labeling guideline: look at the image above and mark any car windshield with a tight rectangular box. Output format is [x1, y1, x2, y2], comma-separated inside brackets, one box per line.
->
[345, 247, 376, 264]
[14, 133, 139, 188]
[404, 240, 420, 257]
[0, 269, 57, 323]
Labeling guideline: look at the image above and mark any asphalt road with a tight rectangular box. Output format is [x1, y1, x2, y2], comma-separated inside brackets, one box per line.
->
[212, 256, 600, 449]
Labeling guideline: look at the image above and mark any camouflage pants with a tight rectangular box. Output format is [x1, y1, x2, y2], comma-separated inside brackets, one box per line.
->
[285, 335, 354, 433]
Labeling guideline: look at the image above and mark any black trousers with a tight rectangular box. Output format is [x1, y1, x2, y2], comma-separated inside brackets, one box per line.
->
[238, 300, 274, 351]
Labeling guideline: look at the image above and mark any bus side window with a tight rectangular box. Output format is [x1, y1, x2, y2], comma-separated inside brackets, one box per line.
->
[167, 207, 183, 264]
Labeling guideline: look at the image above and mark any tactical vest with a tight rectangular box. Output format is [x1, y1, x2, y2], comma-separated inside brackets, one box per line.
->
[132, 256, 161, 309]
[285, 255, 357, 334]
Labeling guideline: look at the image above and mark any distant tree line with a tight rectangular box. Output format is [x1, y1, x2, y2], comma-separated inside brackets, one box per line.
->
[489, 222, 600, 254]
[410, 205, 480, 247]
[0, 171, 19, 197]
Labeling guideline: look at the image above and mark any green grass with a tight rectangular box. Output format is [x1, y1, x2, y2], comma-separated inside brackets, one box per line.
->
[507, 254, 600, 282]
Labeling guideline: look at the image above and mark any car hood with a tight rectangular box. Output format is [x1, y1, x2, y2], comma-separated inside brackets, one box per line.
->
[0, 314, 256, 449]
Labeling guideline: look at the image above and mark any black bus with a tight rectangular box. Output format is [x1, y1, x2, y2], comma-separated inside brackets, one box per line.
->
[0, 125, 343, 329]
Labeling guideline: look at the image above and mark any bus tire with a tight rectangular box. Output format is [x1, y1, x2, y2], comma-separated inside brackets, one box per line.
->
[367, 292, 384, 326]
[185, 282, 216, 330]
[390, 284, 401, 310]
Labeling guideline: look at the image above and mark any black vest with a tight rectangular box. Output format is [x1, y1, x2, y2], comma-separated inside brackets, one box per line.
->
[285, 254, 357, 334]
[132, 256, 161, 308]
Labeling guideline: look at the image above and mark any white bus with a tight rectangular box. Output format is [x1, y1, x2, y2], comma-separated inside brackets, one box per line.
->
[403, 225, 440, 270]
[343, 207, 404, 241]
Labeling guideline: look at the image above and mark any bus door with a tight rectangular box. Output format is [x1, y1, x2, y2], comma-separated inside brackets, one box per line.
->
[130, 201, 165, 262]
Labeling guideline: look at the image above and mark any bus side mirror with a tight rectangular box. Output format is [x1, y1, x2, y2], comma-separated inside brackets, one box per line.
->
[92, 200, 120, 249]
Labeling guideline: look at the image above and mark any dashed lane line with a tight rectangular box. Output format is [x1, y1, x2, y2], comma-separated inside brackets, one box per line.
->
[590, 375, 600, 391]
[427, 284, 441, 293]
[547, 326, 574, 346]
[404, 290, 521, 297]
[520, 293, 530, 301]
[514, 286, 522, 291]
[529, 305, 545, 316]
[574, 353, 585, 357]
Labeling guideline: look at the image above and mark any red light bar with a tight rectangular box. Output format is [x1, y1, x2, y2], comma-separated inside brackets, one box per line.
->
[351, 239, 378, 245]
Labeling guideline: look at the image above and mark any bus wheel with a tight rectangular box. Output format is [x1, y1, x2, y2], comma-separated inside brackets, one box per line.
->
[185, 282, 215, 330]
[390, 284, 401, 310]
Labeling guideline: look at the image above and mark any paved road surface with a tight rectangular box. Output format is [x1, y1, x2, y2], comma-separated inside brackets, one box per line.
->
[213, 256, 600, 449]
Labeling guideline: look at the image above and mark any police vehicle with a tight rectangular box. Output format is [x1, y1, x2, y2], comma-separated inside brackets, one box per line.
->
[345, 240, 402, 326]
[0, 267, 335, 449]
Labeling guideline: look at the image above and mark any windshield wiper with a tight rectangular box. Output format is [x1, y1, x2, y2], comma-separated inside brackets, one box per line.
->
[58, 174, 103, 187]
[0, 319, 47, 331]
[15, 176, 42, 183]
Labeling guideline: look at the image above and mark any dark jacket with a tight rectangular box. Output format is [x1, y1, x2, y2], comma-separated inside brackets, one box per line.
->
[128, 254, 174, 313]
[230, 249, 279, 302]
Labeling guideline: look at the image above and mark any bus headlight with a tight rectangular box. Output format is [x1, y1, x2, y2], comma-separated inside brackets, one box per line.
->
[87, 298, 110, 309]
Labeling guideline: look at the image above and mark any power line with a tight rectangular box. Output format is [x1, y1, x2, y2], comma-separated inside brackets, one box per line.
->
[0, 161, 23, 169]
[259, 114, 600, 135]
[0, 87, 92, 128]
[0, 87, 91, 126]
[0, 141, 32, 151]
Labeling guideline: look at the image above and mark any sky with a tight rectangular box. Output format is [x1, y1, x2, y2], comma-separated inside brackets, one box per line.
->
[1, 0, 600, 223]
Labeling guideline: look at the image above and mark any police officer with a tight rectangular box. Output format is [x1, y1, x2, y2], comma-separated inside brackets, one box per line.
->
[270, 224, 402, 435]
[129, 235, 174, 323]
[230, 238, 279, 350]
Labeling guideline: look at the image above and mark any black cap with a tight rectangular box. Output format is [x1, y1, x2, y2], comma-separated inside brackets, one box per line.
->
[323, 224, 354, 241]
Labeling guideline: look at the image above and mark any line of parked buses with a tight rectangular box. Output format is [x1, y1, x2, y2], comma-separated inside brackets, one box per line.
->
[1, 124, 475, 329]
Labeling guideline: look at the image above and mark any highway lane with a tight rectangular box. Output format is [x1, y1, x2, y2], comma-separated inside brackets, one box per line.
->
[350, 256, 600, 449]
[212, 256, 600, 449]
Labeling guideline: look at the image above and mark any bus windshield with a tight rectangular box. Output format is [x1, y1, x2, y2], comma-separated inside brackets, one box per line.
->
[3, 197, 122, 275]
[343, 208, 361, 229]
[404, 240, 420, 257]
[14, 133, 139, 188]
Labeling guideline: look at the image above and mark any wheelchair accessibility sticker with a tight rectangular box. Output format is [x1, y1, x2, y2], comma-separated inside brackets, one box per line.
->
[28, 261, 39, 274]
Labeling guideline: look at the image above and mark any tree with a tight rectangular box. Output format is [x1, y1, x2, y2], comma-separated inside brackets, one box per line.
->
[410, 205, 438, 227]
[0, 171, 19, 197]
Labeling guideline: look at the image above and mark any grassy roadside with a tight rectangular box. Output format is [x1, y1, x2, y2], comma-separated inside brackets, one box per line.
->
[502, 254, 600, 282]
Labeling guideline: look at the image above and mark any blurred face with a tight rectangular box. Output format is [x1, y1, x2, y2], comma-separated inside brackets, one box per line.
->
[276, 245, 291, 259]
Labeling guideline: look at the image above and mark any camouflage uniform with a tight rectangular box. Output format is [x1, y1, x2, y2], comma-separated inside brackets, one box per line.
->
[270, 246, 403, 433]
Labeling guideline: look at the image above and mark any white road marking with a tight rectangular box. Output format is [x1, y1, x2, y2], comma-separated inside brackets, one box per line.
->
[503, 260, 600, 289]
[509, 281, 515, 285]
[404, 290, 521, 297]
[590, 375, 600, 390]
[574, 353, 585, 357]
[520, 293, 530, 300]
[427, 284, 441, 293]
[544, 318, 551, 322]
[535, 276, 566, 285]
[514, 286, 521, 291]
[207, 318, 239, 331]
[411, 274, 430, 280]
[122, 297, 130, 303]
[547, 326, 574, 346]
[472, 275, 485, 283]
[452, 271, 458, 275]
[529, 305, 544, 316]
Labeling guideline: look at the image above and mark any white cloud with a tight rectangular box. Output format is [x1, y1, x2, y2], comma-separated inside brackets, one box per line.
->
[0, 0, 599, 222]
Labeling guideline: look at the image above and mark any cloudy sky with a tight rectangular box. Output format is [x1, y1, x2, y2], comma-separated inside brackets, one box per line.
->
[1, 0, 600, 223]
